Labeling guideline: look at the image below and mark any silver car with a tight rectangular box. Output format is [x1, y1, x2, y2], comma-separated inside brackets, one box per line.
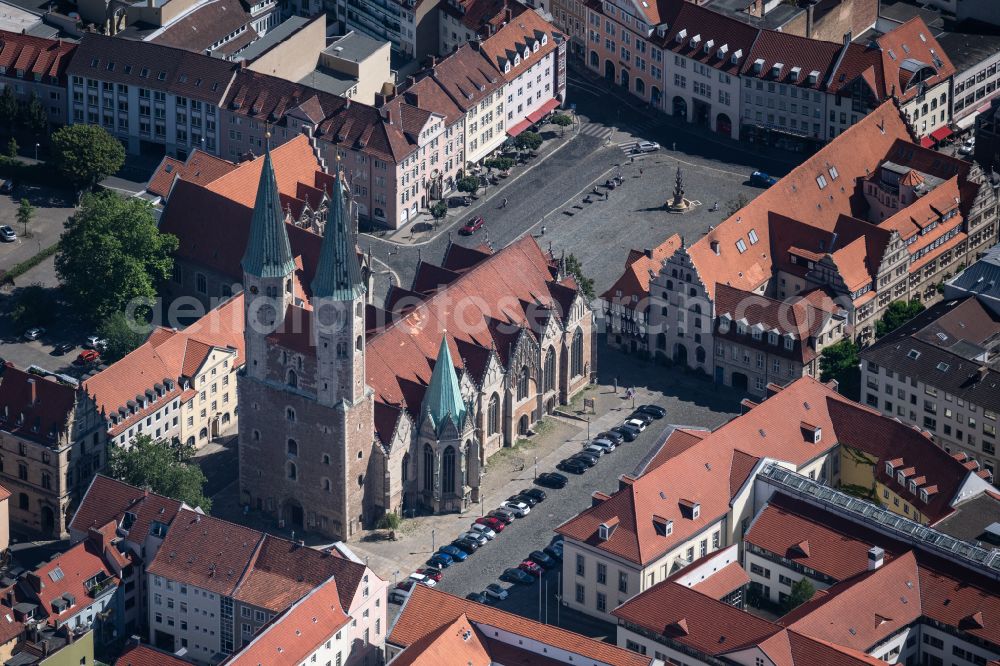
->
[502, 501, 530, 517]
[0, 225, 15, 242]
[484, 583, 509, 600]
[462, 531, 489, 546]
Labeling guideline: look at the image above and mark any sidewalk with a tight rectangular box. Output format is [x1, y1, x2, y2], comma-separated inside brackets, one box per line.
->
[366, 118, 579, 247]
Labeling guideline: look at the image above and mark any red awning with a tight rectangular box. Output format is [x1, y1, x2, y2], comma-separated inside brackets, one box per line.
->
[920, 136, 935, 148]
[525, 98, 561, 124]
[930, 126, 952, 142]
[978, 101, 993, 114]
[507, 118, 532, 137]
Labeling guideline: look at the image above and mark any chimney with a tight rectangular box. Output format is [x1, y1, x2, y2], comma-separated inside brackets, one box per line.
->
[843, 30, 852, 47]
[644, 248, 653, 259]
[867, 546, 884, 571]
[504, 5, 512, 21]
[710, 240, 720, 255]
[592, 491, 610, 507]
[805, 2, 815, 39]
[27, 378, 36, 406]
[87, 526, 108, 553]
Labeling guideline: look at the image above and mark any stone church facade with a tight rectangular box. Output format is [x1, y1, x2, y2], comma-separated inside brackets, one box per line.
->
[238, 150, 595, 541]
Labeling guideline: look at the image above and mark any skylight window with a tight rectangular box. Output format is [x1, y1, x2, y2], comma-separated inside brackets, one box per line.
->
[828, 166, 839, 180]
[816, 174, 828, 189]
[48, 567, 65, 582]
[158, 72, 166, 81]
[735, 239, 748, 253]
[748, 229, 759, 245]
[936, 362, 949, 372]
[907, 349, 921, 360]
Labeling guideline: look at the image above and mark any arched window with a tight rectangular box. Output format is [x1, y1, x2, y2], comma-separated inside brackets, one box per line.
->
[336, 341, 347, 358]
[544, 348, 556, 393]
[322, 478, 331, 492]
[356, 335, 363, 351]
[517, 365, 530, 401]
[666, 280, 673, 290]
[287, 370, 298, 388]
[487, 394, 500, 435]
[356, 303, 363, 318]
[285, 278, 292, 294]
[571, 328, 584, 377]
[696, 346, 706, 363]
[286, 407, 295, 422]
[692, 304, 702, 314]
[286, 461, 297, 480]
[287, 439, 298, 456]
[442, 446, 456, 494]
[423, 444, 434, 492]
[402, 453, 410, 483]
[322, 453, 331, 465]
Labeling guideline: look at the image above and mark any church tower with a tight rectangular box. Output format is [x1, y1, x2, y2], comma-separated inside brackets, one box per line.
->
[241, 140, 295, 382]
[311, 160, 368, 407]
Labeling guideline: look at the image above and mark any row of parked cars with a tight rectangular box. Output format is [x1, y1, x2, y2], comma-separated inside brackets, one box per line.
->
[556, 404, 665, 474]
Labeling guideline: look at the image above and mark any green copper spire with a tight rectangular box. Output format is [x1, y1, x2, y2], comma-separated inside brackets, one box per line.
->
[241, 142, 295, 279]
[424, 334, 466, 433]
[311, 163, 367, 301]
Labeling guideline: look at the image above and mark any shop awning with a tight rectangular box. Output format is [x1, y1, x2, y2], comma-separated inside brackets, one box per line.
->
[956, 113, 978, 131]
[930, 126, 952, 142]
[920, 136, 935, 148]
[507, 118, 532, 137]
[526, 98, 561, 124]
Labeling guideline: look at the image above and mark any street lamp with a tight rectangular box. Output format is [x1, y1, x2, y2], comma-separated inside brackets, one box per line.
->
[431, 528, 435, 553]
[534, 456, 538, 480]
[392, 570, 399, 587]
[34, 143, 39, 161]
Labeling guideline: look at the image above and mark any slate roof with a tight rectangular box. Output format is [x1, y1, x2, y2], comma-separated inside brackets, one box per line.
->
[861, 296, 1000, 415]
[389, 585, 653, 666]
[67, 32, 237, 103]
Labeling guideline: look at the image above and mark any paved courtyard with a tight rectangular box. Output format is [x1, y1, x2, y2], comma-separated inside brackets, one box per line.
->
[0, 183, 74, 274]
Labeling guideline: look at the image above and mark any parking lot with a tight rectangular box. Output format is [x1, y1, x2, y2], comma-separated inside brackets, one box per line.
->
[0, 182, 74, 273]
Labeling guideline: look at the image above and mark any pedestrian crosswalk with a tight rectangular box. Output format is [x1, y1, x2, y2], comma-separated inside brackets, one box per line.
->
[578, 122, 615, 140]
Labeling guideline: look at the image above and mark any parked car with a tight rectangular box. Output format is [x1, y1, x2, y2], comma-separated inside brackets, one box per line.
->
[84, 336, 107, 350]
[23, 327, 45, 341]
[427, 552, 454, 568]
[634, 141, 660, 153]
[466, 591, 489, 603]
[535, 472, 568, 489]
[469, 523, 497, 540]
[543, 542, 563, 561]
[610, 425, 638, 441]
[0, 179, 14, 194]
[637, 404, 666, 419]
[557, 458, 588, 474]
[628, 411, 654, 426]
[448, 195, 471, 207]
[75, 349, 100, 365]
[389, 582, 413, 603]
[508, 493, 539, 508]
[437, 545, 467, 562]
[459, 215, 485, 235]
[750, 170, 779, 187]
[484, 583, 509, 600]
[488, 508, 515, 524]
[623, 418, 647, 432]
[959, 139, 975, 155]
[452, 537, 480, 553]
[500, 568, 535, 584]
[464, 530, 490, 546]
[501, 501, 530, 517]
[519, 560, 543, 577]
[408, 572, 437, 588]
[528, 550, 557, 569]
[0, 225, 16, 242]
[597, 430, 624, 445]
[582, 444, 606, 457]
[590, 438, 616, 452]
[53, 342, 74, 356]
[570, 452, 599, 467]
[475, 516, 506, 532]
[420, 567, 443, 582]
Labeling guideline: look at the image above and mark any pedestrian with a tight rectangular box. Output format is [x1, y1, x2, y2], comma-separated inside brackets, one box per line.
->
[502, 197, 508, 208]
[630, 155, 635, 164]
[605, 191, 609, 200]
[541, 225, 547, 235]
[639, 168, 644, 176]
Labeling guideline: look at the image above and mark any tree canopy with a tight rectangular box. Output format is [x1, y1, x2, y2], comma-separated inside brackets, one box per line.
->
[514, 131, 543, 151]
[21, 92, 47, 137]
[876, 299, 925, 339]
[783, 578, 816, 612]
[55, 190, 178, 323]
[51, 124, 125, 190]
[565, 253, 595, 300]
[11, 284, 56, 329]
[108, 435, 211, 511]
[456, 175, 480, 195]
[99, 311, 152, 363]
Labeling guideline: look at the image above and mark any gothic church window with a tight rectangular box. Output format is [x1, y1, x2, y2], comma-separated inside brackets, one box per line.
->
[572, 328, 584, 377]
[544, 348, 556, 393]
[517, 366, 530, 401]
[487, 394, 500, 435]
[423, 444, 434, 492]
[286, 407, 295, 422]
[286, 461, 297, 480]
[287, 439, 298, 456]
[442, 446, 456, 494]
[287, 370, 298, 388]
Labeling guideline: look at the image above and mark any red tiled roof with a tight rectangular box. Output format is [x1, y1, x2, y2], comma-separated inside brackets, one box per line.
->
[0, 31, 77, 86]
[478, 10, 560, 83]
[0, 484, 9, 502]
[32, 540, 119, 627]
[426, 44, 504, 113]
[743, 30, 843, 90]
[389, 614, 493, 666]
[69, 475, 183, 546]
[389, 586, 653, 666]
[690, 561, 751, 599]
[147, 509, 263, 596]
[147, 151, 237, 198]
[651, 0, 758, 76]
[643, 427, 707, 472]
[115, 644, 194, 666]
[149, 0, 252, 54]
[601, 234, 681, 310]
[440, 0, 529, 35]
[224, 577, 349, 666]
[872, 17, 955, 103]
[0, 366, 78, 445]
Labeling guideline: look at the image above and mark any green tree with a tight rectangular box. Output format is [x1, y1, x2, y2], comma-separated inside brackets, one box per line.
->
[514, 131, 543, 151]
[99, 311, 151, 363]
[0, 86, 17, 131]
[21, 92, 47, 137]
[11, 284, 56, 328]
[550, 113, 573, 127]
[457, 175, 480, 196]
[819, 338, 861, 384]
[429, 200, 447, 219]
[55, 190, 178, 323]
[783, 578, 816, 612]
[6, 137, 17, 158]
[108, 435, 211, 510]
[875, 299, 925, 338]
[51, 124, 125, 190]
[565, 253, 595, 300]
[16, 198, 33, 237]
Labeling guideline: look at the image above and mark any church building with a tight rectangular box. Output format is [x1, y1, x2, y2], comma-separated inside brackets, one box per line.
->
[238, 148, 595, 540]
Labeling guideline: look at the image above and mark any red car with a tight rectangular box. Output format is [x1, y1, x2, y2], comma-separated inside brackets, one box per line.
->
[419, 567, 443, 582]
[459, 216, 484, 235]
[395, 580, 414, 591]
[475, 516, 505, 532]
[519, 560, 543, 577]
[75, 349, 100, 365]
